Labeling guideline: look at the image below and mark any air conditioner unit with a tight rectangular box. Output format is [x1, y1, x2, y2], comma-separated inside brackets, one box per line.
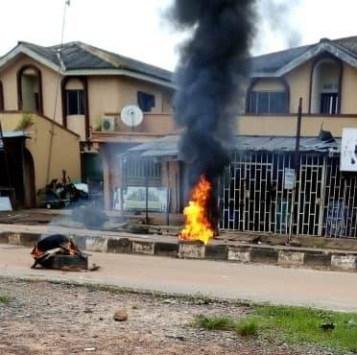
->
[101, 116, 116, 132]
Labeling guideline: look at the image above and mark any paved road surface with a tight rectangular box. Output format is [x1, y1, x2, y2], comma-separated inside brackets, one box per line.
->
[0, 244, 357, 312]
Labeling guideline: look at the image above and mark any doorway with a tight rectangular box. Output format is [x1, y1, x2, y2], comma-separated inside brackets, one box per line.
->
[23, 149, 36, 208]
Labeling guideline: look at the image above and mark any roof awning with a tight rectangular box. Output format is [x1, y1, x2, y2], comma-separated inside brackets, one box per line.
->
[125, 135, 340, 159]
[0, 131, 29, 150]
[1, 131, 30, 139]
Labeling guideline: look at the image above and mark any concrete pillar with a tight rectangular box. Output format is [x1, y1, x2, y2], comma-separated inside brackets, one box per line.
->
[162, 160, 181, 213]
[101, 146, 111, 210]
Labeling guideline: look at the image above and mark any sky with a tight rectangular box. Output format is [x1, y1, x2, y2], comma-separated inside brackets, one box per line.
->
[0, 0, 357, 71]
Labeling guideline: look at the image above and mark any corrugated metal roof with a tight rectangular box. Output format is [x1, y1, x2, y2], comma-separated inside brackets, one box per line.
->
[235, 136, 340, 152]
[126, 135, 340, 158]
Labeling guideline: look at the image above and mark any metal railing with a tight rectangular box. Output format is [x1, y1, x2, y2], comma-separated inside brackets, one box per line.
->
[220, 151, 357, 238]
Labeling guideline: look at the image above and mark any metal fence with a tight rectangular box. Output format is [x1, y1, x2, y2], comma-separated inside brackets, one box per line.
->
[220, 151, 357, 238]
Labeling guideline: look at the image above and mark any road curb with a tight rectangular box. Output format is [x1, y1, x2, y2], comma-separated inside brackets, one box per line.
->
[1, 231, 357, 272]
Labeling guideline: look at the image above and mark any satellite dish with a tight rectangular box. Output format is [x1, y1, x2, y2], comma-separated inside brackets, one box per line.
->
[121, 105, 144, 128]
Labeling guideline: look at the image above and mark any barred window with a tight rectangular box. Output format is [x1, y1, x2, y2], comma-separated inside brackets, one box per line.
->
[123, 158, 161, 187]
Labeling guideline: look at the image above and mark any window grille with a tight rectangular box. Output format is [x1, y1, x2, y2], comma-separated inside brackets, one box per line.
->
[220, 152, 357, 238]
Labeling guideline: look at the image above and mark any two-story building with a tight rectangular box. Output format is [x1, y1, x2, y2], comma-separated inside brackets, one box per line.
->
[0, 41, 175, 207]
[127, 36, 357, 239]
[3, 36, 357, 240]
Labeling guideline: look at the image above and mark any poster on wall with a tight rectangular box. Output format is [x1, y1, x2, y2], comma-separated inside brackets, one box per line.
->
[341, 128, 357, 172]
[284, 168, 296, 190]
[113, 187, 168, 212]
[0, 197, 12, 211]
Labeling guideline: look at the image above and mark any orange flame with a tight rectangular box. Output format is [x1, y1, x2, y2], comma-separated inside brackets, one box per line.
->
[180, 175, 214, 245]
[31, 240, 78, 259]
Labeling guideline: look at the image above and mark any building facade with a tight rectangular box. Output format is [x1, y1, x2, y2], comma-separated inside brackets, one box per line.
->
[0, 41, 175, 207]
[2, 36, 357, 239]
[126, 36, 357, 238]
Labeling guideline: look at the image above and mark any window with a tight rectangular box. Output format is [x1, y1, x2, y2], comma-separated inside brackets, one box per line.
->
[311, 59, 341, 114]
[66, 90, 85, 115]
[17, 65, 43, 114]
[320, 93, 339, 115]
[34, 92, 40, 112]
[247, 91, 288, 114]
[123, 158, 161, 186]
[137, 91, 155, 112]
[0, 81, 3, 111]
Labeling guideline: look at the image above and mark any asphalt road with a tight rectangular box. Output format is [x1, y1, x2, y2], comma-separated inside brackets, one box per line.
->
[1, 244, 357, 312]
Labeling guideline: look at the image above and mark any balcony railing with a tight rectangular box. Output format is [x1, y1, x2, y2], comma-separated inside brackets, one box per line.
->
[0, 111, 78, 136]
[89, 111, 357, 143]
[238, 113, 357, 137]
[91, 112, 177, 143]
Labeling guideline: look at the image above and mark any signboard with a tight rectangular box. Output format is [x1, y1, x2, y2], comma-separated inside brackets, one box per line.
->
[113, 187, 168, 212]
[284, 168, 296, 190]
[341, 128, 357, 172]
[0, 197, 12, 211]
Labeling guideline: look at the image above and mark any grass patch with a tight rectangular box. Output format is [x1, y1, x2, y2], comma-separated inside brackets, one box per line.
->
[193, 315, 258, 337]
[254, 305, 357, 353]
[193, 306, 357, 353]
[0, 295, 11, 304]
[193, 315, 236, 331]
[235, 319, 258, 336]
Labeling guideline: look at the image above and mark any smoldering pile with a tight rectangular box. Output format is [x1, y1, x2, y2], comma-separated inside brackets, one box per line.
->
[31, 234, 88, 271]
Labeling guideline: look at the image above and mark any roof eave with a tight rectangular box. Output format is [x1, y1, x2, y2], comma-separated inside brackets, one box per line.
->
[0, 44, 61, 73]
[65, 68, 175, 88]
[251, 42, 357, 78]
[0, 45, 174, 88]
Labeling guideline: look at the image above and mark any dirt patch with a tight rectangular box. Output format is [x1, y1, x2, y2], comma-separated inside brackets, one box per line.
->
[0, 278, 337, 355]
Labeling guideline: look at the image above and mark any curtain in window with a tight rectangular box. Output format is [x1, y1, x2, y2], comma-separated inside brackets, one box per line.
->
[247, 91, 288, 114]
[66, 90, 84, 115]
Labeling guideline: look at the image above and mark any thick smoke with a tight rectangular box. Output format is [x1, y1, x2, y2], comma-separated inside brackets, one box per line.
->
[171, 0, 256, 184]
[170, 0, 256, 229]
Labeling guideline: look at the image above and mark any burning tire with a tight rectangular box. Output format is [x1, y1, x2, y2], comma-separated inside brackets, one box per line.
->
[31, 234, 88, 270]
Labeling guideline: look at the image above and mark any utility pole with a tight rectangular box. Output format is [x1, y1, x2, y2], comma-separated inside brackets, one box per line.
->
[145, 159, 149, 225]
[294, 98, 303, 178]
[46, 0, 70, 184]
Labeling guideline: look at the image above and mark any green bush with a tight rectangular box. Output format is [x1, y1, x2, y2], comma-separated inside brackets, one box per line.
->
[16, 113, 34, 130]
[193, 315, 236, 331]
[0, 295, 11, 304]
[235, 319, 258, 336]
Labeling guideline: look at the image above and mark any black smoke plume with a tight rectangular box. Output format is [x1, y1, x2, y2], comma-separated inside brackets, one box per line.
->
[170, 0, 256, 227]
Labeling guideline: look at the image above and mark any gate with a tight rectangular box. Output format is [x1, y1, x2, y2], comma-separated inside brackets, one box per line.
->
[295, 155, 325, 236]
[220, 151, 357, 239]
[323, 158, 357, 238]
